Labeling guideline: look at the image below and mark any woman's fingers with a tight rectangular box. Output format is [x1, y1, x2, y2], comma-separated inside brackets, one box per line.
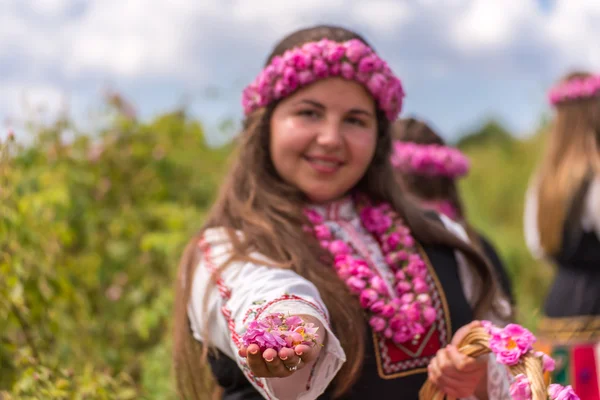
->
[279, 347, 302, 372]
[246, 344, 271, 377]
[240, 343, 321, 377]
[263, 348, 293, 376]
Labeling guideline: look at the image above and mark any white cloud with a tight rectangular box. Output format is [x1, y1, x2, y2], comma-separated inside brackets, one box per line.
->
[351, 0, 412, 33]
[450, 0, 541, 51]
[1, 0, 600, 141]
[546, 0, 600, 69]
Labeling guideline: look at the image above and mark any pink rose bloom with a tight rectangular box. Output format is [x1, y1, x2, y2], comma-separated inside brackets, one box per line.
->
[489, 324, 535, 365]
[329, 63, 341, 76]
[385, 232, 402, 249]
[314, 224, 331, 240]
[360, 206, 393, 235]
[381, 303, 396, 318]
[395, 270, 406, 281]
[285, 315, 302, 329]
[402, 235, 415, 248]
[370, 276, 389, 296]
[400, 293, 415, 304]
[341, 62, 354, 80]
[301, 42, 323, 58]
[535, 351, 556, 372]
[504, 324, 536, 352]
[297, 70, 315, 85]
[324, 43, 346, 63]
[413, 277, 428, 294]
[417, 293, 432, 305]
[405, 303, 421, 323]
[273, 80, 287, 98]
[313, 59, 329, 78]
[548, 384, 580, 400]
[367, 73, 387, 99]
[490, 324, 535, 365]
[396, 250, 409, 261]
[345, 39, 369, 63]
[329, 240, 351, 255]
[346, 276, 366, 293]
[271, 55, 286, 74]
[320, 240, 330, 249]
[481, 320, 500, 335]
[358, 55, 379, 73]
[509, 374, 532, 400]
[369, 316, 387, 332]
[406, 260, 426, 278]
[389, 315, 406, 332]
[292, 52, 312, 70]
[412, 322, 425, 336]
[384, 328, 393, 339]
[385, 253, 398, 266]
[423, 305, 437, 325]
[359, 288, 379, 308]
[282, 67, 299, 92]
[283, 330, 304, 347]
[304, 209, 323, 224]
[392, 326, 414, 344]
[243, 315, 288, 351]
[395, 281, 411, 295]
[370, 300, 385, 314]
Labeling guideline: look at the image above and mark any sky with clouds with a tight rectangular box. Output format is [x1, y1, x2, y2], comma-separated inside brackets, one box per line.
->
[2, 0, 600, 144]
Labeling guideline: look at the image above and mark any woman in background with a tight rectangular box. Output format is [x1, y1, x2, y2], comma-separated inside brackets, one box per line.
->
[524, 71, 600, 399]
[391, 117, 514, 307]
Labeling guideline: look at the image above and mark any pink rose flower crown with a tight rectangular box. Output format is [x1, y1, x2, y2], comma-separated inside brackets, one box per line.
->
[548, 74, 600, 106]
[242, 38, 405, 121]
[390, 141, 470, 179]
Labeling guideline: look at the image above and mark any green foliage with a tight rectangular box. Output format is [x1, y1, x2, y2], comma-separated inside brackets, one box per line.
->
[458, 121, 554, 329]
[1, 104, 229, 399]
[1, 98, 554, 398]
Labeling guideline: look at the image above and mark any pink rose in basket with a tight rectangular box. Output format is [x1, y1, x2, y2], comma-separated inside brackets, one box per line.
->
[489, 323, 536, 365]
[548, 384, 580, 400]
[509, 374, 532, 400]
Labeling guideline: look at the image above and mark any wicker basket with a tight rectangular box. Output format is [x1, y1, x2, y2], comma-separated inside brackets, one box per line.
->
[419, 325, 547, 400]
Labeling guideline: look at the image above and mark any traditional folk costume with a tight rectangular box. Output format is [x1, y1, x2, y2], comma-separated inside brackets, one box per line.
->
[189, 197, 513, 399]
[187, 37, 513, 400]
[525, 176, 600, 399]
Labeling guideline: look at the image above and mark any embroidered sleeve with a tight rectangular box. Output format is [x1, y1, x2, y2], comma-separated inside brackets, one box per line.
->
[188, 228, 346, 400]
[523, 181, 545, 259]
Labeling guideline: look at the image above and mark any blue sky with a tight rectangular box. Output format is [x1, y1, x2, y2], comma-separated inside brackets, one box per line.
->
[2, 0, 599, 145]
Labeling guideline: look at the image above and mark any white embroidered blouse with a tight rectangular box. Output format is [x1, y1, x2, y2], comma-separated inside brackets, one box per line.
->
[188, 197, 513, 399]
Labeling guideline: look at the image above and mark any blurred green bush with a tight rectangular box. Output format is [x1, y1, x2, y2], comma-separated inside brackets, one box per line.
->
[0, 100, 554, 398]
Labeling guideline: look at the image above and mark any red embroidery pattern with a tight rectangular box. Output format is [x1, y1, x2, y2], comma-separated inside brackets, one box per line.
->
[374, 268, 449, 378]
[330, 219, 451, 378]
[198, 237, 272, 399]
[247, 293, 330, 326]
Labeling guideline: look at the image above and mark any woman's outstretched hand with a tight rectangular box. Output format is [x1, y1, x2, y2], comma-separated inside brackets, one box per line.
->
[238, 315, 325, 378]
[238, 342, 321, 378]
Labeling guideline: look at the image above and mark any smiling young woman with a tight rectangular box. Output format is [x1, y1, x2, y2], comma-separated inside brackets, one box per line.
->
[172, 25, 513, 400]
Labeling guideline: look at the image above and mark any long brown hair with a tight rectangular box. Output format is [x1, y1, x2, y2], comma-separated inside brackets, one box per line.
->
[536, 71, 600, 255]
[173, 25, 498, 400]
